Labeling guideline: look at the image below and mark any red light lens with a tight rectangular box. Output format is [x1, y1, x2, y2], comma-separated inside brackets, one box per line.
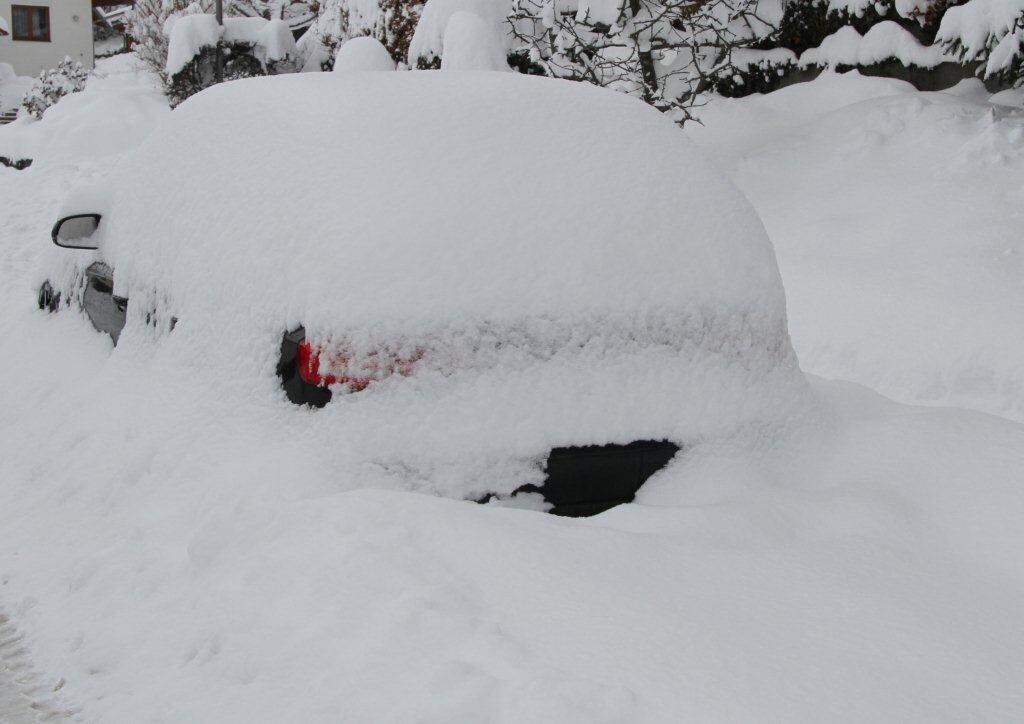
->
[296, 340, 416, 391]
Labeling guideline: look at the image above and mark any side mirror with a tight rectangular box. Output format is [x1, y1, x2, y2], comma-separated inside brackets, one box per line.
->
[51, 213, 101, 249]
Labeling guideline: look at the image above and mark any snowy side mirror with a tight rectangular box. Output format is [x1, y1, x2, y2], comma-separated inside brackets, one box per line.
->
[51, 214, 101, 249]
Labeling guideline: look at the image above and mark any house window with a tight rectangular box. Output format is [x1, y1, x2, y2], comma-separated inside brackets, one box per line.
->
[11, 5, 50, 42]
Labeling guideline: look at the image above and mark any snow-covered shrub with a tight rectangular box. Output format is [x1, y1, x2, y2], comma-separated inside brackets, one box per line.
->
[128, 0, 308, 76]
[164, 15, 299, 105]
[20, 58, 90, 120]
[297, 0, 425, 70]
[712, 47, 797, 96]
[508, 0, 780, 125]
[407, 0, 515, 69]
[937, 0, 1024, 86]
[728, 0, 974, 95]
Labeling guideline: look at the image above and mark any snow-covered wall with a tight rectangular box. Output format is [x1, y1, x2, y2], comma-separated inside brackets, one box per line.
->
[0, 0, 94, 77]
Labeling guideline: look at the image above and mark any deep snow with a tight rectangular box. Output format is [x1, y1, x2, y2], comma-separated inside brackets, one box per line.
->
[0, 59, 1022, 722]
[689, 70, 1024, 423]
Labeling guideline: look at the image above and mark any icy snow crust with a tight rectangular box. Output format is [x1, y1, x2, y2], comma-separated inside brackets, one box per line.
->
[86, 72, 802, 495]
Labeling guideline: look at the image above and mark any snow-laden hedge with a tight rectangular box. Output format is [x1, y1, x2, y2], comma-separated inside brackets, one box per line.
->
[164, 14, 299, 105]
[20, 58, 90, 120]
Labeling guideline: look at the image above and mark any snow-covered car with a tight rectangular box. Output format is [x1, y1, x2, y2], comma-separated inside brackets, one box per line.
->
[39, 72, 805, 515]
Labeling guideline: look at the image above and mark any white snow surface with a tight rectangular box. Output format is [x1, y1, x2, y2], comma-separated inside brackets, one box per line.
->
[690, 70, 1024, 423]
[0, 62, 33, 113]
[441, 11, 511, 70]
[800, 21, 956, 68]
[0, 54, 169, 164]
[0, 61, 1023, 724]
[332, 36, 396, 71]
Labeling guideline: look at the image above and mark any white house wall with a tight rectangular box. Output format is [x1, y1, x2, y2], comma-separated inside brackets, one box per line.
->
[0, 1, 94, 77]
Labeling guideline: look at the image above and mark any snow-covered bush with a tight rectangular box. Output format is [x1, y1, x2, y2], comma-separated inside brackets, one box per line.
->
[20, 58, 90, 120]
[407, 0, 516, 69]
[128, 0, 308, 75]
[165, 15, 299, 105]
[508, 0, 780, 125]
[719, 0, 975, 96]
[937, 0, 1024, 86]
[297, 0, 425, 70]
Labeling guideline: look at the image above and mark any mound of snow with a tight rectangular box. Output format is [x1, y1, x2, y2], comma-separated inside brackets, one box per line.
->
[0, 54, 169, 166]
[800, 22, 956, 69]
[691, 70, 1024, 423]
[0, 62, 33, 113]
[332, 36, 396, 72]
[440, 11, 510, 71]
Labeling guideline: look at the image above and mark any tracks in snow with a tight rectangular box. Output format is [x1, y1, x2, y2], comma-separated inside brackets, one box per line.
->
[0, 612, 72, 722]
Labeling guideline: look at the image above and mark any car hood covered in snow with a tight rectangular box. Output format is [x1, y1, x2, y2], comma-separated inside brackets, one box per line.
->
[71, 72, 810, 496]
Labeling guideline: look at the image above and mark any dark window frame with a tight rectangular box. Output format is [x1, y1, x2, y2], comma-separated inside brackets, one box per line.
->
[11, 4, 51, 43]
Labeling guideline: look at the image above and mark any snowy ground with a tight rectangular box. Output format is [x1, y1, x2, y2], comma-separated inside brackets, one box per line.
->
[689, 71, 1024, 423]
[0, 61, 1022, 721]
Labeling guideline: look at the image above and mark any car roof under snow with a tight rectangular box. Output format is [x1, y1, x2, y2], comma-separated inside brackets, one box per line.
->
[100, 71, 789, 359]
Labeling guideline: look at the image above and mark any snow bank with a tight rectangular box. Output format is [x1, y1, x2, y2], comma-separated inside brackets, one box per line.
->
[0, 62, 33, 113]
[936, 0, 1024, 60]
[332, 36, 396, 72]
[440, 11, 510, 70]
[0, 54, 169, 166]
[800, 22, 956, 68]
[408, 0, 513, 66]
[691, 70, 1024, 423]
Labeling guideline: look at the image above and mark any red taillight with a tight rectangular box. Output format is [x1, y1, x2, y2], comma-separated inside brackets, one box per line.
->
[297, 340, 417, 391]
